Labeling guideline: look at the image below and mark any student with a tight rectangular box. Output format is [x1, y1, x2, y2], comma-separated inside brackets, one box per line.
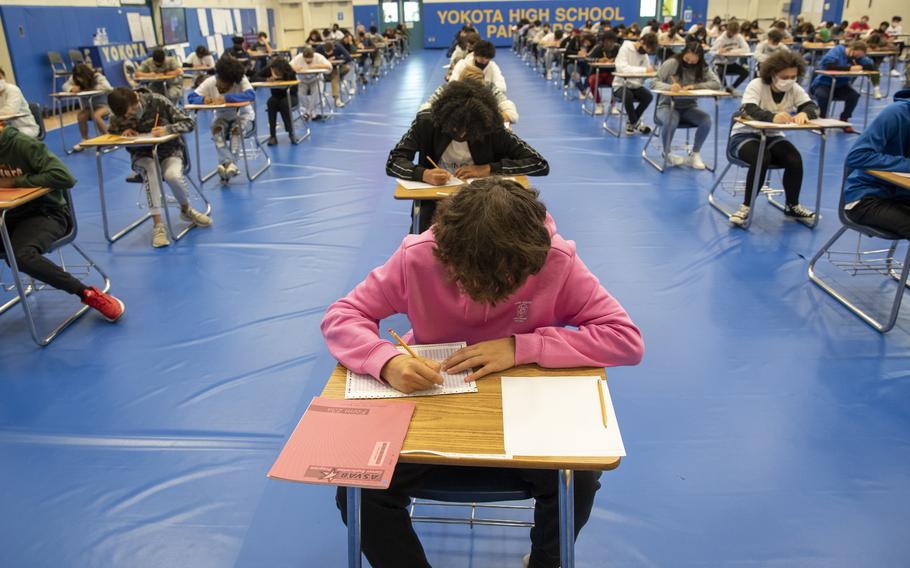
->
[0, 123, 124, 321]
[252, 31, 273, 54]
[770, 20, 792, 41]
[541, 30, 564, 81]
[63, 63, 112, 151]
[614, 32, 658, 135]
[815, 21, 835, 42]
[688, 23, 708, 45]
[420, 65, 518, 123]
[755, 29, 787, 66]
[727, 50, 819, 226]
[842, 89, 910, 237]
[849, 16, 871, 34]
[254, 58, 300, 146]
[587, 30, 620, 115]
[136, 48, 183, 105]
[185, 45, 215, 69]
[222, 36, 252, 74]
[450, 40, 508, 93]
[687, 21, 705, 36]
[709, 21, 751, 95]
[652, 42, 721, 168]
[865, 29, 895, 98]
[291, 46, 332, 120]
[386, 81, 548, 232]
[708, 16, 724, 39]
[330, 23, 344, 41]
[187, 56, 255, 183]
[306, 30, 323, 45]
[0, 67, 40, 138]
[886, 16, 903, 37]
[316, 40, 353, 108]
[449, 31, 480, 71]
[107, 87, 211, 247]
[560, 29, 584, 89]
[322, 178, 643, 568]
[446, 25, 475, 58]
[366, 25, 388, 79]
[809, 40, 874, 131]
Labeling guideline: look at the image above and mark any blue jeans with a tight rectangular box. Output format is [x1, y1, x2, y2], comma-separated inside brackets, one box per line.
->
[211, 115, 253, 166]
[654, 105, 711, 155]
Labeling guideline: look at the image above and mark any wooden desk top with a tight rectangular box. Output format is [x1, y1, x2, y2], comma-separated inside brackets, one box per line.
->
[867, 170, 910, 190]
[735, 117, 851, 130]
[867, 50, 899, 56]
[615, 71, 658, 78]
[136, 73, 181, 81]
[321, 363, 621, 470]
[803, 42, 836, 49]
[394, 175, 530, 201]
[251, 80, 300, 88]
[715, 50, 753, 57]
[185, 101, 252, 110]
[78, 133, 180, 148]
[0, 188, 50, 210]
[182, 66, 214, 73]
[816, 69, 880, 76]
[50, 90, 104, 98]
[653, 89, 730, 97]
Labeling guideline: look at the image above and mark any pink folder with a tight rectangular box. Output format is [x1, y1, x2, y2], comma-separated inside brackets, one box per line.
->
[268, 396, 415, 489]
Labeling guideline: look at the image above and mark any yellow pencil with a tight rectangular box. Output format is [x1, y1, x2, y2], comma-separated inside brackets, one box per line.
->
[426, 156, 442, 170]
[153, 112, 159, 129]
[387, 328, 419, 359]
[597, 379, 608, 428]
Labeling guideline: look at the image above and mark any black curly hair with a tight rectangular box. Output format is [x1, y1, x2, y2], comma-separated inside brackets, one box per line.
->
[429, 81, 502, 141]
[215, 56, 246, 85]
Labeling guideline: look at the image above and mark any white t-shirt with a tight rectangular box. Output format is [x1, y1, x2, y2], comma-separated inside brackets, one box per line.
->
[732, 77, 813, 137]
[450, 54, 507, 92]
[186, 53, 215, 68]
[0, 82, 39, 138]
[439, 140, 474, 171]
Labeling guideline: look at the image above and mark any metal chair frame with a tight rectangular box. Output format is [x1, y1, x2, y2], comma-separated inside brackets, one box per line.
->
[641, 95, 721, 173]
[192, 106, 271, 185]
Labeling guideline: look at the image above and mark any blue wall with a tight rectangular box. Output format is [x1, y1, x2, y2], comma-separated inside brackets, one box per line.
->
[822, 0, 844, 24]
[354, 5, 380, 32]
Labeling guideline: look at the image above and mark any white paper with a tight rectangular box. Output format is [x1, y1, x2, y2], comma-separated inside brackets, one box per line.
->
[127, 13, 143, 43]
[397, 176, 517, 191]
[232, 9, 243, 35]
[894, 172, 910, 179]
[206, 36, 217, 56]
[656, 88, 727, 96]
[140, 15, 157, 47]
[214, 35, 224, 58]
[808, 118, 852, 128]
[345, 342, 477, 399]
[741, 118, 850, 129]
[501, 376, 626, 457]
[197, 9, 209, 37]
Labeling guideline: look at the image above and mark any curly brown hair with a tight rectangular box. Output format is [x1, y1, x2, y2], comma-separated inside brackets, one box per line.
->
[759, 50, 806, 84]
[429, 81, 502, 140]
[432, 178, 551, 305]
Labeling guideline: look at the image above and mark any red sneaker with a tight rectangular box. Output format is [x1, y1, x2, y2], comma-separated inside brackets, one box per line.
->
[843, 126, 859, 134]
[81, 287, 125, 322]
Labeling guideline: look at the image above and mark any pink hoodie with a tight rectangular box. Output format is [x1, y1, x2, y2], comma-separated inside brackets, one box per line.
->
[321, 216, 644, 380]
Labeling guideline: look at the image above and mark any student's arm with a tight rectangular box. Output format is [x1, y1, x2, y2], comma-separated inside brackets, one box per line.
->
[13, 135, 76, 190]
[449, 59, 466, 81]
[0, 86, 26, 115]
[845, 105, 910, 172]
[820, 47, 849, 70]
[94, 73, 112, 92]
[616, 45, 647, 73]
[792, 86, 819, 119]
[740, 81, 775, 121]
[320, 242, 411, 380]
[489, 62, 507, 93]
[695, 66, 723, 90]
[652, 59, 677, 90]
[858, 54, 876, 69]
[514, 253, 644, 369]
[336, 45, 353, 63]
[107, 112, 126, 135]
[737, 35, 750, 51]
[490, 129, 549, 176]
[187, 78, 209, 104]
[498, 94, 519, 123]
[314, 53, 334, 71]
[163, 99, 195, 134]
[386, 115, 429, 181]
[223, 78, 255, 103]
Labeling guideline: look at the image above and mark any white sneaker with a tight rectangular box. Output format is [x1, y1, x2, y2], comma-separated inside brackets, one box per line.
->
[611, 105, 620, 115]
[873, 86, 882, 99]
[729, 204, 750, 226]
[334, 97, 346, 108]
[180, 207, 212, 227]
[217, 163, 228, 182]
[348, 86, 357, 96]
[891, 69, 901, 77]
[689, 152, 706, 170]
[545, 71, 552, 80]
[225, 163, 240, 179]
[665, 153, 685, 167]
[152, 223, 170, 248]
[72, 143, 84, 152]
[594, 103, 604, 115]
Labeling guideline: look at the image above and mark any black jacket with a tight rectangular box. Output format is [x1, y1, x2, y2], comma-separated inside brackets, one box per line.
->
[386, 111, 549, 182]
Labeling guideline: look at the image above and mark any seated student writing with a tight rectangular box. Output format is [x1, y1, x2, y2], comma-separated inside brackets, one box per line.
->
[584, 30, 620, 115]
[135, 48, 183, 105]
[0, 123, 124, 321]
[651, 42, 722, 169]
[709, 21, 751, 95]
[321, 178, 644, 568]
[187, 56, 255, 183]
[386, 81, 548, 232]
[755, 29, 787, 68]
[185, 45, 215, 69]
[449, 40, 508, 92]
[108, 87, 211, 248]
[809, 40, 874, 133]
[316, 40, 353, 108]
[0, 67, 40, 138]
[614, 32, 658, 135]
[63, 63, 112, 152]
[291, 46, 333, 120]
[726, 50, 818, 226]
[256, 58, 300, 145]
[842, 88, 910, 237]
[421, 65, 518, 123]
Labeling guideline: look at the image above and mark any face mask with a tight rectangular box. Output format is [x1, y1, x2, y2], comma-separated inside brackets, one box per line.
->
[773, 78, 795, 91]
[682, 61, 697, 68]
[475, 61, 488, 70]
[0, 79, 6, 92]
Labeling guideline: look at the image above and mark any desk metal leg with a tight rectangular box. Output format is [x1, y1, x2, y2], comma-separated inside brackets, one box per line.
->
[558, 469, 576, 568]
[240, 116, 272, 181]
[862, 75, 871, 131]
[641, 95, 666, 172]
[603, 86, 626, 137]
[194, 111, 219, 185]
[710, 96, 720, 173]
[410, 201, 421, 235]
[97, 147, 152, 243]
[347, 487, 362, 568]
[55, 98, 75, 156]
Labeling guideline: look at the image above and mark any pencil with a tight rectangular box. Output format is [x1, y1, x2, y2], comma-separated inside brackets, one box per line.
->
[426, 156, 442, 170]
[387, 328, 419, 359]
[153, 112, 159, 129]
[597, 379, 608, 428]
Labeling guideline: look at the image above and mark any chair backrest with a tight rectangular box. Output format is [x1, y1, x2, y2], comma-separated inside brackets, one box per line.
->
[47, 51, 67, 73]
[68, 49, 85, 67]
[28, 103, 46, 141]
[51, 189, 78, 252]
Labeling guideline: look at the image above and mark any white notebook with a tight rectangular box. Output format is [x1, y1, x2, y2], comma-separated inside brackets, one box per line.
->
[397, 176, 518, 191]
[345, 342, 477, 399]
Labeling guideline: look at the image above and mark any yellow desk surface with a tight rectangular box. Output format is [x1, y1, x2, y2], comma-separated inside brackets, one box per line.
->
[393, 175, 531, 201]
[0, 188, 50, 210]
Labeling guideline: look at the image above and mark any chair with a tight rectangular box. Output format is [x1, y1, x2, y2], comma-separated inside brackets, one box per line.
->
[47, 51, 68, 94]
[808, 171, 910, 333]
[28, 103, 46, 141]
[0, 188, 111, 346]
[642, 99, 701, 172]
[68, 49, 86, 68]
[409, 466, 535, 529]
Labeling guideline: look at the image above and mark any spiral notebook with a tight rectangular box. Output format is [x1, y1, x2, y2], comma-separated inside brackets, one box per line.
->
[345, 341, 477, 399]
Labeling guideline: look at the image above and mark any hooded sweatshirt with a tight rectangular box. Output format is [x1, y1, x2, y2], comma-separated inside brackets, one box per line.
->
[844, 89, 910, 205]
[0, 126, 74, 210]
[320, 214, 644, 381]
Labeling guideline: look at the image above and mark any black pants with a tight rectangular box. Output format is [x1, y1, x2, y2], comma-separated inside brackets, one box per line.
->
[716, 62, 749, 88]
[846, 196, 910, 239]
[811, 83, 860, 120]
[266, 94, 299, 137]
[735, 138, 803, 206]
[2, 205, 86, 296]
[614, 87, 653, 126]
[336, 464, 601, 568]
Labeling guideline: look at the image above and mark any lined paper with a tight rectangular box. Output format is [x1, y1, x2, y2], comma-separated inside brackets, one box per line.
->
[345, 342, 477, 399]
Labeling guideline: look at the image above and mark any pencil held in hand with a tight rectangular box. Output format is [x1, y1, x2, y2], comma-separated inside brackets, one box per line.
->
[387, 328, 419, 359]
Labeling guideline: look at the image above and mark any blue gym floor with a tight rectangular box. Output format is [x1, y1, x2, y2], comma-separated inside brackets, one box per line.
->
[1, 49, 909, 567]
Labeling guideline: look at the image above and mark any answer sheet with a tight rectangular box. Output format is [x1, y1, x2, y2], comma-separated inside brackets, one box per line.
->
[345, 342, 477, 399]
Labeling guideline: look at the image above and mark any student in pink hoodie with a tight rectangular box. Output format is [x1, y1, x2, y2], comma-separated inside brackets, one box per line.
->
[321, 178, 644, 568]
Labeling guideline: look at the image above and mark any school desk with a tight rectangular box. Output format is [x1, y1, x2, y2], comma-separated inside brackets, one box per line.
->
[867, 50, 901, 98]
[79, 133, 212, 244]
[184, 101, 271, 184]
[320, 363, 620, 568]
[867, 170, 910, 191]
[295, 70, 334, 119]
[643, 89, 732, 172]
[602, 71, 658, 137]
[250, 80, 310, 144]
[815, 70, 880, 130]
[49, 90, 106, 155]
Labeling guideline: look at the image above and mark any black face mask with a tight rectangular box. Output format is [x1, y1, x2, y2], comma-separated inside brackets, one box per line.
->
[475, 61, 488, 70]
[637, 47, 647, 55]
[681, 61, 697, 68]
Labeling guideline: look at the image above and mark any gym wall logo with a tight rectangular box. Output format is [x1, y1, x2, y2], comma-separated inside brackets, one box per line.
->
[514, 301, 531, 323]
[99, 42, 149, 64]
[305, 466, 384, 483]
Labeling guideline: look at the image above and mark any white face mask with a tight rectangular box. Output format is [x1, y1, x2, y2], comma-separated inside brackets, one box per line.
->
[773, 78, 795, 91]
[0, 79, 6, 92]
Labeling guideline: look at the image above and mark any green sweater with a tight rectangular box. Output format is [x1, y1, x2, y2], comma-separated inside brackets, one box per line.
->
[0, 126, 74, 208]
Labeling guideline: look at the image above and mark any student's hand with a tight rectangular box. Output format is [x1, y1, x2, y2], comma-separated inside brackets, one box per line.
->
[381, 354, 444, 393]
[773, 112, 794, 124]
[203, 96, 215, 104]
[151, 126, 168, 137]
[212, 96, 225, 105]
[646, 66, 655, 73]
[670, 82, 682, 92]
[69, 86, 81, 93]
[454, 164, 491, 179]
[422, 168, 451, 186]
[121, 129, 139, 137]
[682, 84, 695, 91]
[443, 338, 516, 383]
[0, 178, 17, 188]
[849, 64, 863, 72]
[793, 112, 809, 125]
